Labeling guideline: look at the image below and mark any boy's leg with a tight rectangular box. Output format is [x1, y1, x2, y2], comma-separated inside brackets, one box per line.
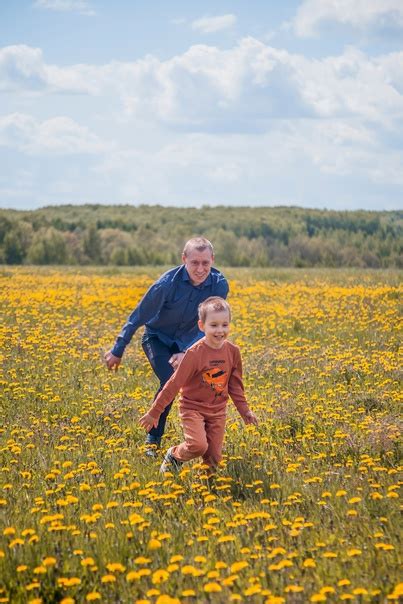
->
[202, 414, 227, 468]
[141, 335, 178, 446]
[171, 409, 209, 462]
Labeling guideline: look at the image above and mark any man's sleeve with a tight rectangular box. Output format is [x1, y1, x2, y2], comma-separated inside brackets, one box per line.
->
[111, 279, 167, 358]
[228, 347, 250, 419]
[216, 275, 229, 299]
[148, 349, 197, 420]
[219, 278, 229, 299]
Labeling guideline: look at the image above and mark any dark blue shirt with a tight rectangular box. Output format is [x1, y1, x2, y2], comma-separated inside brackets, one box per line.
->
[111, 265, 229, 357]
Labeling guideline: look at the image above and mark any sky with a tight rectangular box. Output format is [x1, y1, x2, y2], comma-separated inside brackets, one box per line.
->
[1, 0, 403, 211]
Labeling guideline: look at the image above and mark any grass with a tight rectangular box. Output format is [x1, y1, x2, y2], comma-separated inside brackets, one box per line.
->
[0, 267, 401, 604]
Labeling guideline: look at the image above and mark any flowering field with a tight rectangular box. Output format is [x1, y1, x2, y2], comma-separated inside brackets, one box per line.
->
[0, 267, 401, 604]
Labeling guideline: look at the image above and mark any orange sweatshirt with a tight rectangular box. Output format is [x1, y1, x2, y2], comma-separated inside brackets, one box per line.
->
[148, 338, 250, 421]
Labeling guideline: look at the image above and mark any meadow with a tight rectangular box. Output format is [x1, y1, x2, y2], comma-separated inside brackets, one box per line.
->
[0, 266, 401, 604]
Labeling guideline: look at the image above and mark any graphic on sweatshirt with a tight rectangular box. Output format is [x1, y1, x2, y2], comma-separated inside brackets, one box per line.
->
[202, 368, 228, 395]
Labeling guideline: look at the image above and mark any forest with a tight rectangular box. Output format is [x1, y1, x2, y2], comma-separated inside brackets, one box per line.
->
[0, 204, 401, 268]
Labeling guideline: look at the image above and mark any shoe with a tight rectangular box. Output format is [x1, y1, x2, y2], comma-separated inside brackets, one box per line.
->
[159, 447, 183, 473]
[145, 439, 161, 458]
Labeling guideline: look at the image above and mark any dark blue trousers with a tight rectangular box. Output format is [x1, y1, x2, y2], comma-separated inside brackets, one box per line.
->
[141, 333, 180, 444]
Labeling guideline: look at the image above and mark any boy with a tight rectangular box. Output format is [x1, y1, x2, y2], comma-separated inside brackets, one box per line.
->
[139, 296, 258, 472]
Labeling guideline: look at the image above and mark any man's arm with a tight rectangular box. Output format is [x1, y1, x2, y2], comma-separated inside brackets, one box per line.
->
[105, 279, 167, 369]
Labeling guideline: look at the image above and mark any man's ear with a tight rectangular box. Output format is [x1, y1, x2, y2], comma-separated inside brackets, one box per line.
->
[198, 319, 204, 332]
[182, 253, 186, 264]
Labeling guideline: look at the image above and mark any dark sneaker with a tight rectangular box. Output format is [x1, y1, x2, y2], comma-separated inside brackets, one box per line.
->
[145, 440, 160, 458]
[159, 447, 183, 473]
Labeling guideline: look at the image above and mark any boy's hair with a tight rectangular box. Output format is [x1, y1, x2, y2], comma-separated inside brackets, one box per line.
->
[183, 237, 214, 257]
[198, 296, 231, 323]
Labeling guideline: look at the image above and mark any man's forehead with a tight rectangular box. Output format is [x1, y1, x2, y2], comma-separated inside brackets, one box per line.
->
[184, 248, 214, 259]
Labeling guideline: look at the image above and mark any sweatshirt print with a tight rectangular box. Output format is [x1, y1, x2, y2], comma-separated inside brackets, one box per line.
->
[148, 338, 250, 420]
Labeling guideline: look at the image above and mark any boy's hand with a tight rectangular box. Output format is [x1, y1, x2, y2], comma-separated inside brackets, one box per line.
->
[139, 413, 158, 432]
[169, 352, 185, 371]
[243, 411, 258, 426]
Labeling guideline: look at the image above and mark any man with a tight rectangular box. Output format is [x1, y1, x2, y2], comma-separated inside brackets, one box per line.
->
[104, 237, 229, 452]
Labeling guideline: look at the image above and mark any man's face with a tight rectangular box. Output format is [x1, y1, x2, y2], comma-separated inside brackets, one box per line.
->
[182, 248, 214, 286]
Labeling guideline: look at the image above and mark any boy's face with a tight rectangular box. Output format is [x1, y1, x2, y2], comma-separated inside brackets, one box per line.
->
[182, 248, 214, 286]
[198, 309, 230, 349]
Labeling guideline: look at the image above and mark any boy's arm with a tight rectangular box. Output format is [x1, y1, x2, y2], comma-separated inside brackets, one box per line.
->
[143, 349, 197, 423]
[228, 348, 258, 425]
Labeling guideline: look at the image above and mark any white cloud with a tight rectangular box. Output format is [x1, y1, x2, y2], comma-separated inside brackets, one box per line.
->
[33, 0, 95, 16]
[191, 14, 236, 34]
[1, 38, 402, 209]
[0, 113, 109, 155]
[2, 40, 402, 131]
[293, 0, 403, 37]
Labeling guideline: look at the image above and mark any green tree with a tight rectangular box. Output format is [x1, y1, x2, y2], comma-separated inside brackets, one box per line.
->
[27, 228, 67, 265]
[83, 225, 102, 263]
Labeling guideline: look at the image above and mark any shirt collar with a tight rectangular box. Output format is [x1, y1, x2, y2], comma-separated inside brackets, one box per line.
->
[182, 265, 212, 288]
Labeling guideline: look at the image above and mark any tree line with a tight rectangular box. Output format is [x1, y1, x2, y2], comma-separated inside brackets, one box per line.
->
[0, 204, 401, 268]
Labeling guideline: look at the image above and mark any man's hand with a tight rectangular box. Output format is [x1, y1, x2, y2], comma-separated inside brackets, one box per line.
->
[104, 350, 121, 370]
[244, 411, 259, 426]
[139, 413, 159, 432]
[169, 352, 185, 371]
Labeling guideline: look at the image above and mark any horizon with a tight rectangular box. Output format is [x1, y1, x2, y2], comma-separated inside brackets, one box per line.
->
[1, 1, 403, 212]
[2, 202, 402, 215]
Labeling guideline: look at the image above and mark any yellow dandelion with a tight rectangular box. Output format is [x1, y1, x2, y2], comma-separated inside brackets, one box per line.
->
[152, 570, 170, 584]
[101, 574, 116, 583]
[106, 562, 126, 573]
[86, 593, 102, 601]
[231, 561, 249, 573]
[310, 595, 327, 602]
[155, 596, 181, 604]
[284, 586, 304, 593]
[204, 582, 222, 593]
[81, 557, 95, 567]
[42, 557, 57, 567]
[375, 543, 395, 551]
[303, 558, 316, 568]
[352, 588, 368, 595]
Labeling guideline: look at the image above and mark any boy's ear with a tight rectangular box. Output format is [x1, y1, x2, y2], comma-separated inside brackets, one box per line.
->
[198, 319, 204, 332]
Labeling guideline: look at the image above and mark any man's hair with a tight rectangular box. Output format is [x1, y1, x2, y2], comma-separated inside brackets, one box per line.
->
[183, 237, 214, 257]
[198, 296, 231, 323]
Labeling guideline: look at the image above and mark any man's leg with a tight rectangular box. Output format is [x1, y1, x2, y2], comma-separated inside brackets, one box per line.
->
[142, 335, 178, 446]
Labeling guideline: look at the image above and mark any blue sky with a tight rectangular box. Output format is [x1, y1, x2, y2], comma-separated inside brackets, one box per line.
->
[1, 0, 403, 211]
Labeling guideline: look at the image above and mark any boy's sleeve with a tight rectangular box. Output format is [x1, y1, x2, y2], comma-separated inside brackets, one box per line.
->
[111, 279, 167, 358]
[228, 347, 250, 420]
[147, 349, 197, 421]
